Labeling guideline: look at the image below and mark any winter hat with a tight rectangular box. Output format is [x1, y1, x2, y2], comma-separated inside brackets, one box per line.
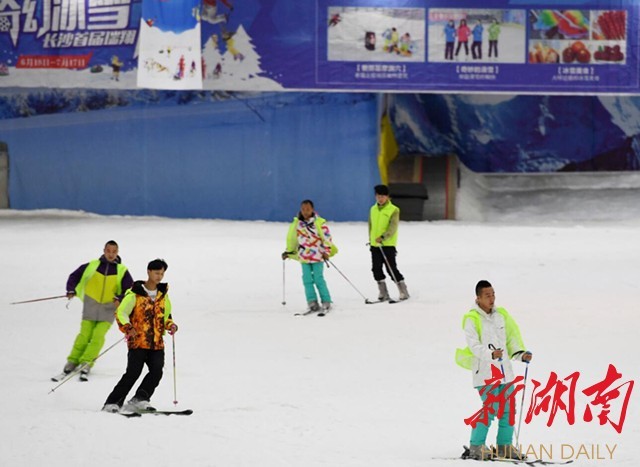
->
[374, 184, 390, 196]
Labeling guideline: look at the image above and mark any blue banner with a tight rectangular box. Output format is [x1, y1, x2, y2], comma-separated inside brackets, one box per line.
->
[0, 0, 639, 93]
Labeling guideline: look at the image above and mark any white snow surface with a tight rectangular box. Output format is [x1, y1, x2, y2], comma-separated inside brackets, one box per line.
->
[0, 208, 639, 466]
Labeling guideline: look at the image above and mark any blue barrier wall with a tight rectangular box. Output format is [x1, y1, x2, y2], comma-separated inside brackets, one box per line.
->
[0, 92, 379, 221]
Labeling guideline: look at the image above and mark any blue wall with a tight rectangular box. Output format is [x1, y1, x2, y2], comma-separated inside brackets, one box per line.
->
[0, 92, 379, 221]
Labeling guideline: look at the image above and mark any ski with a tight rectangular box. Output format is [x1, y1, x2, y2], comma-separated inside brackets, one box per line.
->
[139, 409, 193, 416]
[317, 309, 331, 317]
[119, 412, 142, 418]
[51, 372, 68, 382]
[294, 309, 318, 317]
[458, 446, 572, 466]
[491, 459, 573, 466]
[365, 299, 399, 304]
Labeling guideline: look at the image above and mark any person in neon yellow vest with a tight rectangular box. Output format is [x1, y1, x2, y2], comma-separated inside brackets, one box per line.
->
[368, 185, 409, 301]
[55, 240, 133, 381]
[459, 280, 532, 461]
[282, 200, 337, 312]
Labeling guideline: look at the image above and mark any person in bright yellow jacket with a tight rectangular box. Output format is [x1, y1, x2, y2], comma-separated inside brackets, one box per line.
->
[53, 240, 133, 382]
[368, 185, 409, 301]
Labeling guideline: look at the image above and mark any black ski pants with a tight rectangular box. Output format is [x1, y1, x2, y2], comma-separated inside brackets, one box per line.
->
[105, 348, 165, 406]
[370, 246, 404, 283]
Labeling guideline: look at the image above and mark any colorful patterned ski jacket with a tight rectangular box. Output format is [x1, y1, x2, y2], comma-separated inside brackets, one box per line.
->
[285, 214, 336, 263]
[116, 281, 174, 350]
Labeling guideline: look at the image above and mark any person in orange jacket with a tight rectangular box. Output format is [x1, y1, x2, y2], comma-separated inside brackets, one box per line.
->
[102, 259, 178, 413]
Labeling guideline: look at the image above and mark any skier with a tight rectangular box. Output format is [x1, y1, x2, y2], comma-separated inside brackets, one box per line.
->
[398, 32, 413, 56]
[328, 13, 341, 27]
[368, 185, 409, 301]
[53, 240, 133, 382]
[443, 19, 456, 60]
[110, 55, 123, 81]
[222, 30, 244, 61]
[455, 19, 471, 60]
[102, 259, 178, 413]
[456, 280, 532, 461]
[282, 200, 336, 313]
[175, 55, 185, 80]
[389, 27, 399, 53]
[471, 20, 484, 60]
[202, 0, 233, 25]
[488, 18, 501, 59]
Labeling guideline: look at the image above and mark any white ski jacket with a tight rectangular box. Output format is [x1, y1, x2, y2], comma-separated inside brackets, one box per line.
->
[463, 305, 527, 388]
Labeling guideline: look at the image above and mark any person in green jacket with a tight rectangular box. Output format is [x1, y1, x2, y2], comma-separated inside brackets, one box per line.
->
[282, 200, 336, 312]
[488, 18, 501, 59]
[52, 240, 133, 382]
[368, 185, 409, 301]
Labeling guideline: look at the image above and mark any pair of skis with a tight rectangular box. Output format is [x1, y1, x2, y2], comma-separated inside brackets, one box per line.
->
[118, 409, 193, 418]
[294, 308, 331, 317]
[442, 446, 573, 465]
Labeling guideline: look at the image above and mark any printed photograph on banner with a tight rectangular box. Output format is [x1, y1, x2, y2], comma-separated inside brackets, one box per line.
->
[591, 10, 627, 64]
[200, 13, 283, 91]
[528, 9, 627, 66]
[428, 9, 526, 64]
[326, 7, 425, 63]
[137, 0, 202, 90]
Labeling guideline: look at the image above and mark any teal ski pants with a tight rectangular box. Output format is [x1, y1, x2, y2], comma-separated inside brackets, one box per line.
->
[470, 383, 515, 446]
[301, 262, 331, 303]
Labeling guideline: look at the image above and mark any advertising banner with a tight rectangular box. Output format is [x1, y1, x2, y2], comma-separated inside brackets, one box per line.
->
[0, 0, 638, 93]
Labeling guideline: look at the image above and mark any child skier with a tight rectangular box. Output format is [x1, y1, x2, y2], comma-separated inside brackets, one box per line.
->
[102, 259, 177, 413]
[282, 200, 336, 312]
[488, 18, 501, 59]
[471, 20, 484, 60]
[455, 19, 471, 59]
[456, 280, 532, 461]
[444, 20, 456, 60]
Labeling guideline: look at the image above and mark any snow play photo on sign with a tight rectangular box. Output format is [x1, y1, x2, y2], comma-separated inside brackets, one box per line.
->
[327, 7, 425, 63]
[137, 0, 202, 90]
[428, 9, 527, 64]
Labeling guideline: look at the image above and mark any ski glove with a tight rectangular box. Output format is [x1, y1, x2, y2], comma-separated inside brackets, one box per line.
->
[168, 324, 178, 335]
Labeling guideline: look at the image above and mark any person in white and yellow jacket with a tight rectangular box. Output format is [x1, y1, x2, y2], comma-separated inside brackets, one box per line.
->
[282, 200, 337, 312]
[456, 280, 532, 461]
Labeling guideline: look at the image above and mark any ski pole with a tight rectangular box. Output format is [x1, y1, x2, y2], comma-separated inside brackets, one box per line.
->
[172, 333, 178, 406]
[281, 259, 287, 306]
[48, 337, 126, 394]
[377, 245, 400, 285]
[488, 344, 506, 382]
[325, 259, 372, 304]
[515, 361, 530, 450]
[11, 295, 67, 305]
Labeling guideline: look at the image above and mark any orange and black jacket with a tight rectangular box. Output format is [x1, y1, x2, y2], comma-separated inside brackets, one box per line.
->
[116, 281, 174, 350]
